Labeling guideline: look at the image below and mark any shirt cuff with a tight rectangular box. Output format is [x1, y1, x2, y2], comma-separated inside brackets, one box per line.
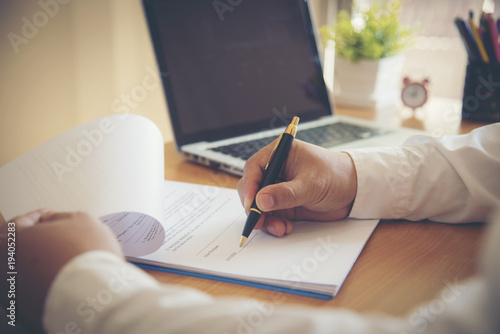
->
[344, 147, 412, 220]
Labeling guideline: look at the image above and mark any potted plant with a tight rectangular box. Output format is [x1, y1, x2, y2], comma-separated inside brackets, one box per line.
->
[320, 0, 415, 109]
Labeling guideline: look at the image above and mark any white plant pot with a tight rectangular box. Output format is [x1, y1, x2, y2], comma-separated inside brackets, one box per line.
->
[333, 54, 405, 109]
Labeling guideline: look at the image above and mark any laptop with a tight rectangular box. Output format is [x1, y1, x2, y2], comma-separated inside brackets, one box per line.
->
[142, 0, 422, 176]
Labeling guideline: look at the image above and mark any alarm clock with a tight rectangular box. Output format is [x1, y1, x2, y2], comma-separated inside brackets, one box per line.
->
[401, 77, 430, 109]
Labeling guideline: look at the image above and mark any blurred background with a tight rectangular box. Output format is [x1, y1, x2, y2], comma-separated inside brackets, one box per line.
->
[0, 0, 493, 166]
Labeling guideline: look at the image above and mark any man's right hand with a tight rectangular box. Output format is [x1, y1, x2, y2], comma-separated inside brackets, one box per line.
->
[237, 140, 358, 238]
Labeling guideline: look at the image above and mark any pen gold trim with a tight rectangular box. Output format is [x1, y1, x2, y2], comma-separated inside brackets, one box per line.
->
[285, 116, 299, 136]
[240, 236, 247, 246]
[264, 118, 299, 170]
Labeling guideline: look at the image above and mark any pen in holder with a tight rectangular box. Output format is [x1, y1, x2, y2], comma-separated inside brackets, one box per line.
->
[462, 61, 500, 122]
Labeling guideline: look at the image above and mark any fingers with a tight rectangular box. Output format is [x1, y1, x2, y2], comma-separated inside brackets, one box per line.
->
[260, 214, 293, 237]
[237, 169, 262, 213]
[237, 140, 276, 212]
[256, 178, 308, 212]
[253, 210, 293, 237]
[11, 208, 51, 229]
[238, 139, 311, 213]
[253, 212, 266, 230]
[239, 139, 353, 238]
[39, 210, 73, 223]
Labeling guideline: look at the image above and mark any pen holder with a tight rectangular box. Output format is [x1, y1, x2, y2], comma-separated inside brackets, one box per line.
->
[462, 61, 500, 122]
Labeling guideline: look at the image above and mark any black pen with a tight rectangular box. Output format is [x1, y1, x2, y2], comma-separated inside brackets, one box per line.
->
[240, 116, 299, 247]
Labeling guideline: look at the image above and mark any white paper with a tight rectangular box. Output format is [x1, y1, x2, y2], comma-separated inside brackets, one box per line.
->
[100, 212, 165, 257]
[0, 115, 166, 257]
[135, 181, 378, 295]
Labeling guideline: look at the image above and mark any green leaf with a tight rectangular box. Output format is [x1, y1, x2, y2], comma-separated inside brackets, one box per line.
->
[320, 0, 416, 63]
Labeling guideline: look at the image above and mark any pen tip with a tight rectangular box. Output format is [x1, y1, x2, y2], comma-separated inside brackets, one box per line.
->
[291, 116, 299, 126]
[240, 236, 247, 247]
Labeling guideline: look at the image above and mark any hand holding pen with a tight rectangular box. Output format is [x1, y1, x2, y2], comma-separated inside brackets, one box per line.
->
[237, 122, 358, 245]
[239, 116, 299, 246]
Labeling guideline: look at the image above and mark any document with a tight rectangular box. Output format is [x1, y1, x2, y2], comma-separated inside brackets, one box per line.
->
[0, 114, 166, 257]
[133, 181, 378, 298]
[0, 114, 378, 299]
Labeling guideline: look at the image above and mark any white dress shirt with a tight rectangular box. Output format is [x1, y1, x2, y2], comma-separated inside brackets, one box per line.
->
[43, 124, 500, 334]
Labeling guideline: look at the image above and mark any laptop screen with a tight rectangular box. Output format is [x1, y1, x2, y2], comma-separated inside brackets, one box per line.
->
[143, 0, 332, 146]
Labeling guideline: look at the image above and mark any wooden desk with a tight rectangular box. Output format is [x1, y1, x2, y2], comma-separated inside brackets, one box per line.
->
[146, 98, 487, 317]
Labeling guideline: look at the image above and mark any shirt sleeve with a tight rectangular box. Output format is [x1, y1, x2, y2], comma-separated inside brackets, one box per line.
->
[345, 123, 500, 223]
[42, 251, 410, 334]
[43, 211, 500, 334]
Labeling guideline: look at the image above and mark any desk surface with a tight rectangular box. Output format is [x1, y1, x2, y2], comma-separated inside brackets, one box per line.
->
[146, 99, 487, 317]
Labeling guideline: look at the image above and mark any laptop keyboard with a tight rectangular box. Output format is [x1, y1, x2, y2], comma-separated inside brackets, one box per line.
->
[210, 122, 389, 161]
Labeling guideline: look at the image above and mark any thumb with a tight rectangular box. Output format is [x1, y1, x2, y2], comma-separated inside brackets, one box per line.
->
[256, 179, 307, 212]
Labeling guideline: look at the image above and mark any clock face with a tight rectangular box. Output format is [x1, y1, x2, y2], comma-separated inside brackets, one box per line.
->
[401, 83, 428, 109]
